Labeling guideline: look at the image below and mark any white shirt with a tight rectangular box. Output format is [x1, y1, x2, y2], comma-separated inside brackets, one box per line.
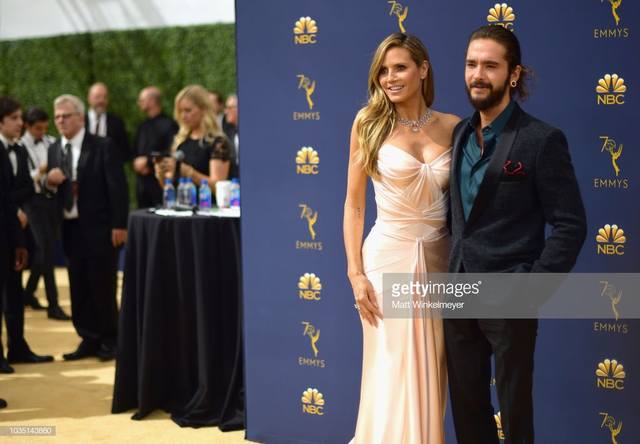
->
[0, 132, 18, 176]
[21, 131, 55, 193]
[61, 127, 85, 219]
[88, 109, 107, 137]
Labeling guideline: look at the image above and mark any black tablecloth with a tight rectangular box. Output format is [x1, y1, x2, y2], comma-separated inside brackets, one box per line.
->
[111, 210, 244, 430]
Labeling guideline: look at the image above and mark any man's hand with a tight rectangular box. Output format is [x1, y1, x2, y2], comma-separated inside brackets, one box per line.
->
[47, 167, 67, 186]
[39, 164, 48, 174]
[153, 157, 175, 180]
[15, 247, 28, 271]
[17, 209, 28, 229]
[133, 156, 150, 175]
[112, 229, 128, 248]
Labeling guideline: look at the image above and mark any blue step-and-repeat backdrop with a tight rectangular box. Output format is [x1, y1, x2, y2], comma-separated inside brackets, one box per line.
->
[237, 1, 638, 442]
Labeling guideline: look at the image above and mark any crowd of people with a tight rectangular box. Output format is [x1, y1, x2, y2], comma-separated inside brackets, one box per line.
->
[0, 82, 239, 409]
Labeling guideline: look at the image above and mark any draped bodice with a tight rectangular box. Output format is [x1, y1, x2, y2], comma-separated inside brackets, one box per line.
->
[370, 144, 451, 243]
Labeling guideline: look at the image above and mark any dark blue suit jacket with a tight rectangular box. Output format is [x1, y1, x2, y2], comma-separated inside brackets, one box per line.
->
[448, 103, 587, 273]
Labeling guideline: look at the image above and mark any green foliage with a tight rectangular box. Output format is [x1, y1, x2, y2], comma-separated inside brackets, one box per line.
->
[0, 24, 236, 207]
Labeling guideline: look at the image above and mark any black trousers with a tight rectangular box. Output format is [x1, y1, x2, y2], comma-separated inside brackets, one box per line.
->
[62, 219, 119, 348]
[1, 258, 30, 357]
[444, 319, 538, 444]
[24, 195, 60, 306]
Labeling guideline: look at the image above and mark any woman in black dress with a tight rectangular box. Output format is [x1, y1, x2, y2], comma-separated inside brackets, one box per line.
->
[155, 84, 232, 190]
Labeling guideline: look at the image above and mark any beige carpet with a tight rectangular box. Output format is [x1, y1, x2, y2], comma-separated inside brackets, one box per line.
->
[0, 268, 248, 443]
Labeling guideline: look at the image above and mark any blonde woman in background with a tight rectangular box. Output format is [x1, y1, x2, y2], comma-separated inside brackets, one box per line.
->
[344, 33, 459, 443]
[155, 84, 232, 191]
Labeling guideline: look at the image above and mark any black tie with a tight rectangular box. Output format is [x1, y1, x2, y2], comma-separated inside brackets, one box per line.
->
[62, 143, 74, 211]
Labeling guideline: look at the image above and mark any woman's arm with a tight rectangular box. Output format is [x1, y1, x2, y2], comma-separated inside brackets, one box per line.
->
[343, 119, 382, 327]
[180, 158, 230, 190]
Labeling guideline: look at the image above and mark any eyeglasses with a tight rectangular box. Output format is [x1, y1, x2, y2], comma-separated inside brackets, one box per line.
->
[54, 112, 79, 121]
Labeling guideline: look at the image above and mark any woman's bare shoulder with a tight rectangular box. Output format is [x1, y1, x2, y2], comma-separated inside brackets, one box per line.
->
[432, 110, 462, 129]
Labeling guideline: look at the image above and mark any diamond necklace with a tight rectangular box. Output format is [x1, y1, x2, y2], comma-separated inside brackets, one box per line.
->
[397, 108, 433, 133]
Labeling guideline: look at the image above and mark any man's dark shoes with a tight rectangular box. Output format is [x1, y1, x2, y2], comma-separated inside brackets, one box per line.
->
[0, 359, 14, 374]
[0, 398, 7, 409]
[63, 342, 98, 361]
[96, 344, 117, 361]
[8, 351, 54, 364]
[47, 305, 71, 321]
[24, 295, 46, 310]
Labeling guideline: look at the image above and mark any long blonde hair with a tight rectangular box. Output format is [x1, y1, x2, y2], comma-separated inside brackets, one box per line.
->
[172, 84, 222, 150]
[355, 33, 434, 178]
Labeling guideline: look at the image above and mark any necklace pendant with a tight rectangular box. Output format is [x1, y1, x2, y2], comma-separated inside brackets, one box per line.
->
[411, 125, 419, 133]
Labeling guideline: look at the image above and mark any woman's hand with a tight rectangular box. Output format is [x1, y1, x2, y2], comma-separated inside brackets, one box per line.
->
[350, 273, 383, 327]
[179, 162, 194, 179]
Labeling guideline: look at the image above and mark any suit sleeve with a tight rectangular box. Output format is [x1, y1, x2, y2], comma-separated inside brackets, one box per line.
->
[103, 139, 129, 229]
[531, 129, 587, 272]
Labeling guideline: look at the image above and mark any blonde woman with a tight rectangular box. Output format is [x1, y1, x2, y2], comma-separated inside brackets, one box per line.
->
[155, 85, 232, 191]
[344, 33, 460, 443]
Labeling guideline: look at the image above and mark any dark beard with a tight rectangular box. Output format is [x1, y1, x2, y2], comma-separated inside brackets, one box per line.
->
[466, 78, 510, 111]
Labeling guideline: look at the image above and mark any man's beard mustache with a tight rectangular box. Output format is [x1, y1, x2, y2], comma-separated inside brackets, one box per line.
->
[466, 78, 510, 111]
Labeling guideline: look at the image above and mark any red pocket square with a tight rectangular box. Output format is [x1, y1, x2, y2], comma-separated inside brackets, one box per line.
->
[503, 160, 526, 176]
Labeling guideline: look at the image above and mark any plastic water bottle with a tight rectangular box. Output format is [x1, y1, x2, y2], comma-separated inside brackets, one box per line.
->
[163, 178, 176, 209]
[177, 177, 187, 206]
[199, 179, 212, 210]
[230, 178, 240, 207]
[187, 178, 197, 207]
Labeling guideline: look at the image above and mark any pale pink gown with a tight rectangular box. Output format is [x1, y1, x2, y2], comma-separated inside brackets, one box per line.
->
[350, 143, 450, 444]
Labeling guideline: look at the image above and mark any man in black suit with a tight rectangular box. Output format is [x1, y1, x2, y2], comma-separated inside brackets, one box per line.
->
[21, 107, 70, 320]
[46, 94, 129, 361]
[0, 97, 53, 371]
[445, 26, 586, 444]
[0, 101, 29, 408]
[86, 82, 131, 163]
[132, 86, 178, 208]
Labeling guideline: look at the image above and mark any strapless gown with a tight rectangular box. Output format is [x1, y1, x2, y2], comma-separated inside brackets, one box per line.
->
[350, 143, 451, 444]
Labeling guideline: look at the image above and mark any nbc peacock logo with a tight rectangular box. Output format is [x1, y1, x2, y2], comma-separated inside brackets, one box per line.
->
[301, 388, 325, 415]
[487, 3, 516, 30]
[296, 147, 320, 175]
[494, 411, 505, 440]
[596, 358, 626, 390]
[293, 16, 318, 45]
[596, 224, 626, 256]
[299, 273, 322, 301]
[596, 74, 626, 105]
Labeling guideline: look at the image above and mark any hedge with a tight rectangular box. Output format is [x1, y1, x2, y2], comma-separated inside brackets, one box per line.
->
[0, 23, 236, 206]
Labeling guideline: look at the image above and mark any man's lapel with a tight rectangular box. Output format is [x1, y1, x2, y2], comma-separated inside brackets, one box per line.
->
[451, 120, 472, 231]
[77, 132, 91, 183]
[464, 104, 522, 232]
